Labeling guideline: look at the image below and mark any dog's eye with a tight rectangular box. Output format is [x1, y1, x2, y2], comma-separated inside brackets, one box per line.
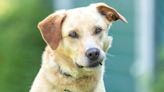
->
[94, 26, 103, 35]
[68, 31, 79, 38]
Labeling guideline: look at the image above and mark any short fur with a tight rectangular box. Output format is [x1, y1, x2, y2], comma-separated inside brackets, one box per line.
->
[30, 3, 127, 92]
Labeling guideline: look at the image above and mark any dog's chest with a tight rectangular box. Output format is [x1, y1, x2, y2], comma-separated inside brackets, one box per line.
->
[50, 76, 98, 92]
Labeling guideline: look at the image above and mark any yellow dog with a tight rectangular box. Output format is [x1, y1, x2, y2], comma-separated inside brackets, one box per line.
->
[30, 3, 127, 92]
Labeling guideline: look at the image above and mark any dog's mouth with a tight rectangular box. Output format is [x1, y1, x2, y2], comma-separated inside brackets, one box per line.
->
[88, 61, 102, 67]
[76, 61, 103, 68]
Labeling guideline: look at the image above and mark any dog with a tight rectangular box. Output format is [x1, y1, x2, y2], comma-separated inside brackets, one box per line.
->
[30, 2, 127, 92]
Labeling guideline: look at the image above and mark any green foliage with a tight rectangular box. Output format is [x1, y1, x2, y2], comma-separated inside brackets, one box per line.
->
[154, 73, 164, 92]
[154, 47, 164, 92]
[158, 47, 164, 62]
[0, 0, 53, 92]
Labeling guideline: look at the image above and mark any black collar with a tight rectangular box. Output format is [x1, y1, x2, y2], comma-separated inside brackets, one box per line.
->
[58, 65, 73, 77]
[64, 89, 71, 92]
[58, 66, 72, 92]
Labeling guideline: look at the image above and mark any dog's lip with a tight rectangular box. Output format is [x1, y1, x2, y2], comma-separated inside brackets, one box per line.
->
[75, 63, 84, 68]
[88, 61, 100, 67]
[75, 60, 103, 68]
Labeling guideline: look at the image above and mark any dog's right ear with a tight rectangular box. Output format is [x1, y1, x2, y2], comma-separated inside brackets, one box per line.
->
[38, 11, 66, 50]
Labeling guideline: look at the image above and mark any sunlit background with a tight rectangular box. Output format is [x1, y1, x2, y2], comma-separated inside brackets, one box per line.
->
[0, 0, 163, 92]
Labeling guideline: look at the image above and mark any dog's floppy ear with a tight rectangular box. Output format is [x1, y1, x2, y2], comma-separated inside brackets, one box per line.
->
[96, 3, 128, 23]
[38, 11, 66, 50]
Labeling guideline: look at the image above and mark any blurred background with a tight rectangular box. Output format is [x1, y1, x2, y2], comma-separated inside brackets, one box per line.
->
[0, 0, 163, 92]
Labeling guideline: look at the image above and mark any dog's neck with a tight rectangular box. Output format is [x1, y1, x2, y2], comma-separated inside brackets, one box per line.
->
[44, 47, 73, 77]
[41, 46, 102, 92]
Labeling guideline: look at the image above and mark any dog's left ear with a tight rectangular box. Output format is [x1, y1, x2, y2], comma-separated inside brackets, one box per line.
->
[95, 3, 128, 23]
[38, 11, 66, 50]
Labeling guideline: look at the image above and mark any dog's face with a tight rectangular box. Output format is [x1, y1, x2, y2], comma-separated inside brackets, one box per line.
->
[38, 3, 127, 69]
[60, 7, 112, 68]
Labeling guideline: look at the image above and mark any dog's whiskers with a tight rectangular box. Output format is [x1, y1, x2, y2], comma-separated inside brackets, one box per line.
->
[106, 53, 115, 57]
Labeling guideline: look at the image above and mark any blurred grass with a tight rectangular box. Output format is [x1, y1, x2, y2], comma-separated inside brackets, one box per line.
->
[154, 47, 164, 92]
[0, 0, 53, 92]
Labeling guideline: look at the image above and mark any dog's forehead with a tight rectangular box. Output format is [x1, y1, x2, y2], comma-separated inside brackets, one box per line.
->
[66, 6, 100, 24]
[62, 6, 109, 34]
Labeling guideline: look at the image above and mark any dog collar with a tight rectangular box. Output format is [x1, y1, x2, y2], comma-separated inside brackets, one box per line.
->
[58, 65, 73, 77]
[58, 65, 73, 92]
[64, 89, 71, 92]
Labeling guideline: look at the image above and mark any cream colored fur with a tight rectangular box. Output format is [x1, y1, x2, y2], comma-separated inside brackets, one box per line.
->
[30, 2, 127, 92]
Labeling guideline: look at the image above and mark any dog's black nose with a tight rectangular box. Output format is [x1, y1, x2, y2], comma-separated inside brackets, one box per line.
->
[86, 48, 100, 61]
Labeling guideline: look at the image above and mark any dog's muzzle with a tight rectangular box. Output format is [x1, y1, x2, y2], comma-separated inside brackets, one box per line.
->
[76, 48, 104, 68]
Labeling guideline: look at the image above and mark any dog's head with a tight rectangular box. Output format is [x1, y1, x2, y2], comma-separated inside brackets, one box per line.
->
[38, 3, 127, 69]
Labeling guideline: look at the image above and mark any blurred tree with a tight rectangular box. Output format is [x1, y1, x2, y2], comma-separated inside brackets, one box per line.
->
[0, 0, 53, 92]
